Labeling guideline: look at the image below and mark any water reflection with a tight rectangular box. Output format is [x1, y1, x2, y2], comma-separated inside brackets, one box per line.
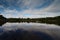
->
[0, 29, 54, 40]
[0, 22, 6, 26]
[2, 22, 60, 30]
[0, 22, 60, 40]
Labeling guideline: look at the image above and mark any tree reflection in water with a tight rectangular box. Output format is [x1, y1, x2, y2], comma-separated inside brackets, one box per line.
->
[0, 22, 6, 26]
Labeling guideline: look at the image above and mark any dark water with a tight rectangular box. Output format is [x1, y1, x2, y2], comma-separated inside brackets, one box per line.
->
[0, 22, 60, 40]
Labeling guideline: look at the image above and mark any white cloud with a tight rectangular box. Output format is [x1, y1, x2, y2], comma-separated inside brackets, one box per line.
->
[42, 0, 60, 12]
[0, 0, 60, 18]
[1, 8, 60, 18]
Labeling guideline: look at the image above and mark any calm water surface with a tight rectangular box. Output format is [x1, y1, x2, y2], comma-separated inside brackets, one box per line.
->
[1, 22, 60, 30]
[0, 22, 60, 40]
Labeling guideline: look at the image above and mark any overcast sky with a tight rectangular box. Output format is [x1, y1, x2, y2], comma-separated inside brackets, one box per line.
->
[0, 0, 60, 18]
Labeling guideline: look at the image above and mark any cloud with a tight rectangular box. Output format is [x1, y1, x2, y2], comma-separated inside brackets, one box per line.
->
[42, 0, 60, 12]
[0, 0, 54, 9]
[1, 9, 60, 18]
[0, 0, 60, 18]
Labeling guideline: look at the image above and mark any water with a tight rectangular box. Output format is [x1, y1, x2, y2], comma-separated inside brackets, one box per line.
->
[1, 22, 60, 30]
[0, 22, 60, 40]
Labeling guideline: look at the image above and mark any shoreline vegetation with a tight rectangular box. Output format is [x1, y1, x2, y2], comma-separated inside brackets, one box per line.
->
[0, 15, 60, 25]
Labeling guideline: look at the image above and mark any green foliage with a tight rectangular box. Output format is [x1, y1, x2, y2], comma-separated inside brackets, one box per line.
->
[0, 15, 7, 26]
[0, 15, 60, 25]
[7, 16, 60, 25]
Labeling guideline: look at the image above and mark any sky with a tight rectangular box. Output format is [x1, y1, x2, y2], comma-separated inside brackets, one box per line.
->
[0, 0, 60, 18]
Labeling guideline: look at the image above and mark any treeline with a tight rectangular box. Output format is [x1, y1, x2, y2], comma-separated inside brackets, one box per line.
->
[0, 15, 7, 26]
[0, 15, 6, 21]
[0, 15, 60, 25]
[38, 16, 60, 25]
[7, 16, 60, 25]
[7, 18, 39, 22]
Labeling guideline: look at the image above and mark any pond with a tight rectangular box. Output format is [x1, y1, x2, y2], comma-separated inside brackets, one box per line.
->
[0, 22, 60, 40]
